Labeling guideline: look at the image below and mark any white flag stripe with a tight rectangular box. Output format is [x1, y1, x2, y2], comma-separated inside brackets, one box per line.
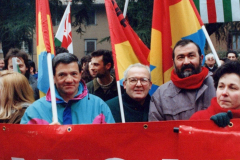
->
[55, 3, 70, 41]
[199, 0, 208, 23]
[231, 0, 240, 21]
[215, 0, 224, 23]
[68, 42, 73, 54]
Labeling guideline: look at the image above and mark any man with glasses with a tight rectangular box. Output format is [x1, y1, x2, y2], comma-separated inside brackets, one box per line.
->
[149, 39, 216, 121]
[106, 63, 152, 122]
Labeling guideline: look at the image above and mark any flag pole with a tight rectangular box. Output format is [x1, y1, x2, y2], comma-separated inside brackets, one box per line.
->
[117, 81, 125, 123]
[47, 53, 58, 123]
[201, 26, 221, 67]
[111, 0, 126, 123]
[123, 0, 129, 17]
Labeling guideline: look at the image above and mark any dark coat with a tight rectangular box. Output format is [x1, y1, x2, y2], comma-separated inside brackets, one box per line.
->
[87, 77, 124, 101]
[106, 92, 150, 123]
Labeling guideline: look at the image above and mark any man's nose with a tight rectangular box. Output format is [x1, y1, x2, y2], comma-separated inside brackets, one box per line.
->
[65, 75, 73, 82]
[183, 57, 190, 64]
[136, 80, 143, 86]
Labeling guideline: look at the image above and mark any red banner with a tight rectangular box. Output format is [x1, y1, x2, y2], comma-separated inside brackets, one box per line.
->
[1, 120, 240, 159]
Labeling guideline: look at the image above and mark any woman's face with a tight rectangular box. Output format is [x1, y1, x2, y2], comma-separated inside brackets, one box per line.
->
[217, 73, 240, 109]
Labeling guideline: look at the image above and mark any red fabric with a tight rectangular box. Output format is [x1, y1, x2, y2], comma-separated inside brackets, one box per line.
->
[190, 97, 240, 120]
[171, 67, 208, 89]
[206, 0, 216, 23]
[105, 0, 150, 80]
[1, 120, 240, 159]
[36, 0, 55, 54]
[178, 120, 240, 159]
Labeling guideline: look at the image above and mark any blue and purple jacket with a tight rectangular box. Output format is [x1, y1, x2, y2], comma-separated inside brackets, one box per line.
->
[20, 81, 115, 124]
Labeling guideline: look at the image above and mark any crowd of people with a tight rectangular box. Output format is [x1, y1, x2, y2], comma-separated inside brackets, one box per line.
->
[0, 39, 239, 128]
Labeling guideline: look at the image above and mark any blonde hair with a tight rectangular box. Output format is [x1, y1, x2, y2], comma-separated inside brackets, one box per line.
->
[0, 70, 34, 119]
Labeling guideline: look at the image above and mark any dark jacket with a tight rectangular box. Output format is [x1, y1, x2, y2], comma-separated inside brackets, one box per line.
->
[29, 75, 39, 100]
[205, 65, 218, 73]
[106, 92, 150, 123]
[87, 77, 124, 101]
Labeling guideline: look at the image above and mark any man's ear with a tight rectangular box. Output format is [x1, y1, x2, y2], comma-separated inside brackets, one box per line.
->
[200, 54, 204, 64]
[53, 76, 56, 84]
[105, 62, 111, 70]
[123, 80, 127, 89]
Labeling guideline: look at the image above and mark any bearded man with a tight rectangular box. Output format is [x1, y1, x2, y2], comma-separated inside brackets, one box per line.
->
[149, 39, 216, 121]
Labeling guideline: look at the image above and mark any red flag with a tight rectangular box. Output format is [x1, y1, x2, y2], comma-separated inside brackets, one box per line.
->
[149, 0, 206, 95]
[36, 0, 55, 96]
[105, 0, 149, 82]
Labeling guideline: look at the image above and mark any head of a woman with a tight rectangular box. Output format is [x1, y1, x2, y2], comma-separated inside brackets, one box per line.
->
[0, 70, 34, 118]
[213, 61, 240, 110]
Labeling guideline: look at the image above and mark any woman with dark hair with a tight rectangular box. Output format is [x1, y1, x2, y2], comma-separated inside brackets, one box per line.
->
[190, 61, 240, 127]
[81, 55, 95, 83]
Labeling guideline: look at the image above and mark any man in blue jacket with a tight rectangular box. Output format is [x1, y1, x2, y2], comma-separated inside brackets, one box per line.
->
[21, 53, 115, 125]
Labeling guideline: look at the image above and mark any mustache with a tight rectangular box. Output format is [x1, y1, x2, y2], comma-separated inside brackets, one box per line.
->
[180, 64, 195, 72]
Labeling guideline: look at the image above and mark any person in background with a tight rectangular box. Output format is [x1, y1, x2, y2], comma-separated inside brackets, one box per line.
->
[80, 54, 91, 71]
[0, 70, 34, 123]
[81, 55, 95, 83]
[205, 53, 218, 73]
[28, 60, 38, 79]
[4, 48, 39, 100]
[55, 46, 69, 55]
[190, 61, 240, 127]
[226, 50, 238, 61]
[149, 39, 216, 121]
[21, 53, 115, 125]
[87, 50, 123, 101]
[106, 63, 152, 123]
[0, 58, 5, 71]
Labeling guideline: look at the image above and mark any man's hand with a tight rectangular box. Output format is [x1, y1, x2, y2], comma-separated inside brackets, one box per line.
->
[210, 110, 233, 127]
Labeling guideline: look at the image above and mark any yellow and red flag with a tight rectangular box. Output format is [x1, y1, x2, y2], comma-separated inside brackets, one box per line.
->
[150, 0, 206, 94]
[36, 0, 55, 96]
[105, 0, 150, 85]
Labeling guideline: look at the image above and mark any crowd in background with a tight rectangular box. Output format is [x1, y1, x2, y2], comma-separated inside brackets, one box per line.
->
[0, 39, 240, 128]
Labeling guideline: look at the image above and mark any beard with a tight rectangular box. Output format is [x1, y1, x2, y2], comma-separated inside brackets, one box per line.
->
[174, 62, 201, 78]
[96, 70, 107, 78]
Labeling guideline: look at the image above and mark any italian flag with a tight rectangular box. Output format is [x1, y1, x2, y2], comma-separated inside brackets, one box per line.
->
[12, 57, 21, 73]
[54, 2, 73, 53]
[193, 0, 240, 24]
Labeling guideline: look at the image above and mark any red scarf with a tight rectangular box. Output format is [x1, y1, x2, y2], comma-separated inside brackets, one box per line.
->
[171, 67, 208, 89]
[209, 98, 240, 118]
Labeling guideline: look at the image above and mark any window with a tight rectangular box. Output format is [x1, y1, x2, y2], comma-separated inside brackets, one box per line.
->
[232, 34, 240, 50]
[85, 39, 97, 55]
[228, 32, 240, 51]
[87, 10, 96, 25]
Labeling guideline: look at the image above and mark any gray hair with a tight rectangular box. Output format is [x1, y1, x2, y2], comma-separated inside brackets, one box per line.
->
[123, 63, 151, 81]
[205, 53, 215, 60]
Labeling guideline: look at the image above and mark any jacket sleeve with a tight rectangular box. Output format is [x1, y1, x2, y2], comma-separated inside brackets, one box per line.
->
[20, 108, 32, 124]
[20, 102, 51, 125]
[102, 102, 115, 123]
[148, 91, 165, 121]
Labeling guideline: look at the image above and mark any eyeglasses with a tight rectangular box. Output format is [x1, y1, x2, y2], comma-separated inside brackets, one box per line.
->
[126, 77, 150, 85]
